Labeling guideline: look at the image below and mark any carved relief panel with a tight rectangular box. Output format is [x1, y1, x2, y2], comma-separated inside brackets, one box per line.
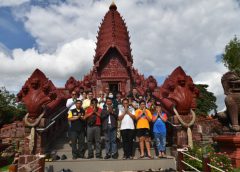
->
[100, 56, 129, 78]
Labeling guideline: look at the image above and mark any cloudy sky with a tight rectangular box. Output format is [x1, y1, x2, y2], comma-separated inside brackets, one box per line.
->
[1, 0, 240, 111]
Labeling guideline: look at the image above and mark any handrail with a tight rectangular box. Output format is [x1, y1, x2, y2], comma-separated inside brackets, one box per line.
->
[18, 157, 41, 170]
[177, 149, 225, 172]
[51, 106, 68, 121]
[181, 151, 202, 162]
[36, 121, 55, 132]
[181, 160, 201, 172]
[32, 166, 42, 172]
[207, 163, 225, 172]
[36, 105, 68, 132]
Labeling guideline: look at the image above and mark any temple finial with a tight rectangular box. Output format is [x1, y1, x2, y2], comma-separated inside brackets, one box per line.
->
[109, 0, 117, 10]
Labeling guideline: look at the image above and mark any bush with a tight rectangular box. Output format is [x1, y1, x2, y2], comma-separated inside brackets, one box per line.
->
[183, 143, 234, 171]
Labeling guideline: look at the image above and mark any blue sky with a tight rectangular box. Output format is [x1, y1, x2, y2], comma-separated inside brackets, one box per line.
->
[1, 0, 240, 110]
[0, 7, 35, 50]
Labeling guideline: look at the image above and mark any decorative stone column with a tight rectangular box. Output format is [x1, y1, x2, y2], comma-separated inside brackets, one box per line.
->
[213, 133, 240, 168]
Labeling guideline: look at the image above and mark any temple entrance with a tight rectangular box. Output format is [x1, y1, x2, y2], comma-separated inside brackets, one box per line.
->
[109, 82, 119, 95]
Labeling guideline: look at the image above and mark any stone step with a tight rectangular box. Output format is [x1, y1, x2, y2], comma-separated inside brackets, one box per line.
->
[45, 157, 176, 172]
[52, 147, 171, 161]
[53, 141, 158, 151]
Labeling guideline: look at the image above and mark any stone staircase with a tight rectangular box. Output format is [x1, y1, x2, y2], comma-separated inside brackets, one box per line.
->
[44, 135, 176, 172]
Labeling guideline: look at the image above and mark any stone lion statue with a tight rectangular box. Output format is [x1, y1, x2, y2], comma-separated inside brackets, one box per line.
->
[218, 71, 240, 131]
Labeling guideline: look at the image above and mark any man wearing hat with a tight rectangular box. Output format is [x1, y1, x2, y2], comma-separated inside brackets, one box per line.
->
[152, 101, 168, 158]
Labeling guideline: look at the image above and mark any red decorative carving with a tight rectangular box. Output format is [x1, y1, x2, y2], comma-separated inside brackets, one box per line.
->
[146, 75, 158, 92]
[159, 66, 198, 115]
[65, 76, 78, 94]
[101, 57, 128, 78]
[17, 69, 66, 121]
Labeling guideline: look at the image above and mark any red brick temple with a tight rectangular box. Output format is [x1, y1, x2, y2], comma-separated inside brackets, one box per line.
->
[65, 2, 159, 97]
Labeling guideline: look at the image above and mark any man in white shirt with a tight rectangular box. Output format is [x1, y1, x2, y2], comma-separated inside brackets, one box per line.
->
[65, 91, 78, 145]
[118, 98, 135, 159]
[97, 91, 105, 109]
[66, 91, 78, 110]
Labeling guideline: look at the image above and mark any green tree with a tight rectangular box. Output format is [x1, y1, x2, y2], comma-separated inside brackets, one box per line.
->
[0, 87, 26, 127]
[195, 84, 217, 116]
[222, 36, 240, 73]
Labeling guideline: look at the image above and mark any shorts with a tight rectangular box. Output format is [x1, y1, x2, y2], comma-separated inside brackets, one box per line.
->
[136, 128, 150, 137]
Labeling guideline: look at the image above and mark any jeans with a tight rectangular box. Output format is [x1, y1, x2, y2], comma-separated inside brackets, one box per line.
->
[70, 130, 85, 158]
[154, 132, 166, 152]
[121, 129, 134, 158]
[104, 125, 117, 155]
[87, 126, 101, 157]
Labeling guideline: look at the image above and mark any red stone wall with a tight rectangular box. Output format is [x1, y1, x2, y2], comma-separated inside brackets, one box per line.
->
[0, 121, 25, 149]
[192, 116, 223, 142]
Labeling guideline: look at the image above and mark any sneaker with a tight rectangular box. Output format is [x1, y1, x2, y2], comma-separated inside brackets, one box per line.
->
[78, 154, 85, 159]
[122, 156, 127, 160]
[87, 155, 94, 159]
[112, 153, 118, 159]
[52, 155, 60, 161]
[104, 154, 111, 159]
[61, 154, 67, 160]
[72, 156, 77, 160]
[96, 155, 103, 159]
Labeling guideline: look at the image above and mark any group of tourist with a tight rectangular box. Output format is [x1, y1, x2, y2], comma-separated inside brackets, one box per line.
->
[66, 87, 168, 160]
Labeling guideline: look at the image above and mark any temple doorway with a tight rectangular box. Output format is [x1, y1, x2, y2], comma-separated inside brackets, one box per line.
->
[109, 82, 119, 95]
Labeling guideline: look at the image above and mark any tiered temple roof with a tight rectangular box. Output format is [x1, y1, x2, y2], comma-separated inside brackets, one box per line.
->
[94, 2, 132, 65]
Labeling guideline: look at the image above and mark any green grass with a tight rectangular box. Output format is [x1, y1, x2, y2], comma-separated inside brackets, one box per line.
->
[233, 168, 240, 172]
[0, 165, 9, 172]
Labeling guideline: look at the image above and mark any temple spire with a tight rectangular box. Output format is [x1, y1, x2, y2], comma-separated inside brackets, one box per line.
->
[109, 0, 117, 10]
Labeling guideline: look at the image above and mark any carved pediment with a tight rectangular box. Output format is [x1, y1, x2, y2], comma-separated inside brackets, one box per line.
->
[100, 56, 129, 78]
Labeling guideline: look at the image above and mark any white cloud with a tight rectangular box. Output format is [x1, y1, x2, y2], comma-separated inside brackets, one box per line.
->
[1, 0, 240, 110]
[0, 38, 94, 91]
[0, 0, 29, 7]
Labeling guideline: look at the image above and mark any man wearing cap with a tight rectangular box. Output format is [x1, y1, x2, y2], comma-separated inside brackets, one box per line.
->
[67, 100, 86, 159]
[152, 101, 168, 158]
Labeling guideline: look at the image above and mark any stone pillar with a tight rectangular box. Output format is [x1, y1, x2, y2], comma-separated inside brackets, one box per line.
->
[213, 134, 240, 168]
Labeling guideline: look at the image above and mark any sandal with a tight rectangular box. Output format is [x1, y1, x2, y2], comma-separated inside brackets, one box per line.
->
[139, 155, 145, 159]
[147, 155, 153, 159]
[162, 155, 167, 158]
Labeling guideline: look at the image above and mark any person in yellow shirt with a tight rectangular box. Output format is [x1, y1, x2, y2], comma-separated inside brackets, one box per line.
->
[135, 100, 153, 159]
[82, 91, 94, 109]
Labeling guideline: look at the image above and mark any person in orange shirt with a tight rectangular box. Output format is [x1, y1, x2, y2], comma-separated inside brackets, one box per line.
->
[135, 100, 153, 159]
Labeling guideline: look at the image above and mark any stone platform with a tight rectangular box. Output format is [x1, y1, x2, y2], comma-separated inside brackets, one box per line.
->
[45, 158, 176, 172]
[44, 136, 176, 172]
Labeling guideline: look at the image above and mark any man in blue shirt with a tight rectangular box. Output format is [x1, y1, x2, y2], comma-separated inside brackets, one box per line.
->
[152, 101, 168, 158]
